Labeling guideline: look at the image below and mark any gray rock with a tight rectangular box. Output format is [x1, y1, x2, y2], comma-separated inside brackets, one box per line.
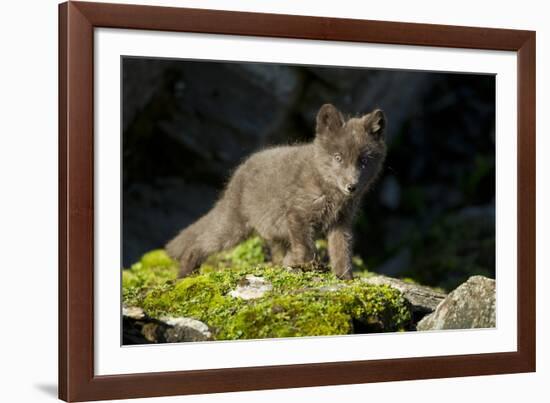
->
[227, 63, 302, 104]
[163, 61, 302, 175]
[122, 306, 145, 320]
[362, 275, 446, 315]
[122, 58, 174, 131]
[229, 275, 273, 300]
[354, 72, 434, 146]
[300, 70, 433, 145]
[318, 284, 346, 293]
[417, 275, 496, 331]
[307, 67, 366, 91]
[122, 306, 163, 344]
[123, 306, 213, 343]
[162, 317, 213, 342]
[123, 179, 218, 266]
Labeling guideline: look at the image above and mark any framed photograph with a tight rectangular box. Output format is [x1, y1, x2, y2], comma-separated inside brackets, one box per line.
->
[59, 1, 536, 401]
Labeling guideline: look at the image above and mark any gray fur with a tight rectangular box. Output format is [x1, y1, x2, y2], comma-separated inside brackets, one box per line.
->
[166, 104, 387, 279]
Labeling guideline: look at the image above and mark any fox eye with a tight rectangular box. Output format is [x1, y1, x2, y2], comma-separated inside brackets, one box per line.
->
[334, 154, 343, 164]
[359, 156, 368, 168]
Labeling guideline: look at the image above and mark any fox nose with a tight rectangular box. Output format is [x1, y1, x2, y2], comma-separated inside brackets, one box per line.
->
[346, 184, 357, 193]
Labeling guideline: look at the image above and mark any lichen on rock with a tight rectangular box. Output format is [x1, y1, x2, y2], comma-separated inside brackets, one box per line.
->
[229, 274, 273, 300]
[417, 275, 496, 331]
[122, 237, 412, 342]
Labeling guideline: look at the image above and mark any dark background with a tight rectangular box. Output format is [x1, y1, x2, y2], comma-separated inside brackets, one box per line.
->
[122, 57, 495, 291]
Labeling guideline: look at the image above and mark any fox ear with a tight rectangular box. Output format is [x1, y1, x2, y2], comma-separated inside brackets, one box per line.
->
[316, 104, 344, 135]
[364, 109, 386, 140]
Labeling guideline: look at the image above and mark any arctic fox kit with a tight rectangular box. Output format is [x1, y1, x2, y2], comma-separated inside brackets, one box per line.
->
[166, 104, 387, 279]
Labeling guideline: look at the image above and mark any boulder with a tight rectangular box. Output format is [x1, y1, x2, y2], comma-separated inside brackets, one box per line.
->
[147, 61, 302, 181]
[122, 238, 412, 342]
[298, 69, 433, 145]
[122, 306, 145, 320]
[122, 238, 495, 342]
[123, 179, 218, 266]
[417, 275, 496, 331]
[122, 58, 175, 131]
[162, 317, 213, 342]
[122, 306, 212, 343]
[229, 274, 273, 300]
[362, 275, 446, 321]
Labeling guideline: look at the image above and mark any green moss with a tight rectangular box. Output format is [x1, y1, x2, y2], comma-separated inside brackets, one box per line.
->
[220, 292, 353, 339]
[315, 238, 371, 273]
[123, 238, 411, 340]
[199, 236, 267, 273]
[122, 249, 179, 307]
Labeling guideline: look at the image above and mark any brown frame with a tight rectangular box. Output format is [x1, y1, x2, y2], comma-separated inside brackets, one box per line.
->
[59, 1, 536, 401]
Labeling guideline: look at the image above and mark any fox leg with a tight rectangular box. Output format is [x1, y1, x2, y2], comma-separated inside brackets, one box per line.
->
[327, 226, 354, 280]
[177, 248, 206, 277]
[282, 213, 315, 267]
[266, 239, 288, 264]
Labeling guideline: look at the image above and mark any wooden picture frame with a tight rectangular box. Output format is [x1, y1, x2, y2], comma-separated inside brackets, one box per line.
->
[59, 1, 536, 401]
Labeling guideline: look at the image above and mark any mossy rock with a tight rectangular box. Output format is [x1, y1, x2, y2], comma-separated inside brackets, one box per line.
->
[123, 237, 412, 341]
